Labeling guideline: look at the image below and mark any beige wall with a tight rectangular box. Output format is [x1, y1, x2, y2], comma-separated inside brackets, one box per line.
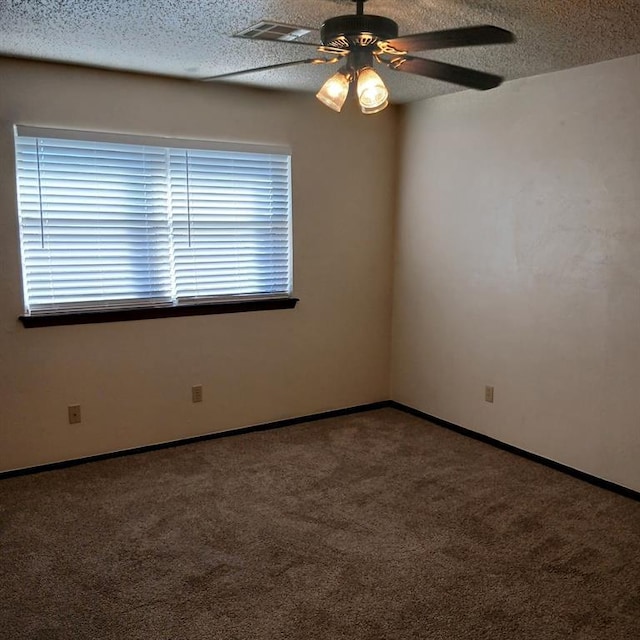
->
[392, 54, 640, 491]
[0, 58, 396, 471]
[3, 53, 639, 490]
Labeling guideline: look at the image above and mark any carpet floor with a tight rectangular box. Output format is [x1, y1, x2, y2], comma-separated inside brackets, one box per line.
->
[1, 408, 639, 639]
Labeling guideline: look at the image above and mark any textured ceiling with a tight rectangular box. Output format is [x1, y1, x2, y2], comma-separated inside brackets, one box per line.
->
[1, 0, 639, 103]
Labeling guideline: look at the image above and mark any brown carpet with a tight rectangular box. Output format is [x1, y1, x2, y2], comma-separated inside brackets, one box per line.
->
[1, 408, 639, 639]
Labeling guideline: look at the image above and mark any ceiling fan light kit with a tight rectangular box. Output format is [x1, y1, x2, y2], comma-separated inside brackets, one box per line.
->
[316, 47, 388, 114]
[208, 0, 515, 115]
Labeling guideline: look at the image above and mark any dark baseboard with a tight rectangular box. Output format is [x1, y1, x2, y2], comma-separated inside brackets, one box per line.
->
[3, 400, 638, 502]
[389, 401, 640, 502]
[0, 401, 392, 480]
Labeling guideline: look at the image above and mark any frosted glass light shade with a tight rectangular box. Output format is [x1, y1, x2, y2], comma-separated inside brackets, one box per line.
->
[357, 67, 389, 114]
[316, 71, 350, 112]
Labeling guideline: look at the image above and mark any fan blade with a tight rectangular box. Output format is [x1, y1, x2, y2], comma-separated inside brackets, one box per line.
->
[233, 35, 346, 56]
[201, 58, 336, 81]
[390, 56, 503, 90]
[382, 25, 514, 53]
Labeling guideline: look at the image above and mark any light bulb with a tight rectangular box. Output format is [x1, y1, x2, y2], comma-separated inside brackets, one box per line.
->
[316, 71, 350, 112]
[357, 67, 389, 114]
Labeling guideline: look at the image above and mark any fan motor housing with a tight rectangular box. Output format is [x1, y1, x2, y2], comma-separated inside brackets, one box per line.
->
[321, 14, 399, 49]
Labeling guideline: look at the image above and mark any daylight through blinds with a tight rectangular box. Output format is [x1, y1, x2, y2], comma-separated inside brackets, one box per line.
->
[14, 130, 292, 314]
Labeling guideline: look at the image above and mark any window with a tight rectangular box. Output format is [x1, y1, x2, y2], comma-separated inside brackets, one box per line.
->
[14, 126, 294, 325]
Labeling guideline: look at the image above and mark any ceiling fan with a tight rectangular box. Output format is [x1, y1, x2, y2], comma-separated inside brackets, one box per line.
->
[204, 0, 515, 114]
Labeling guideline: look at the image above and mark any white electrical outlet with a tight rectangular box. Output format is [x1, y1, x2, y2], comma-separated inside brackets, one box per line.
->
[192, 385, 203, 403]
[485, 386, 494, 403]
[68, 404, 81, 424]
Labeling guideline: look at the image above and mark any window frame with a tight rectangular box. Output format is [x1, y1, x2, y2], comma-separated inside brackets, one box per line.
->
[13, 126, 297, 327]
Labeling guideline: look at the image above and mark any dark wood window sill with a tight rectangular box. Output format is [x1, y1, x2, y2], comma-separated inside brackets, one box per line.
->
[19, 298, 299, 328]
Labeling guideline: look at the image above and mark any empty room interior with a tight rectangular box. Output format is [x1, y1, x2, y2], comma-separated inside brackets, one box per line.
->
[0, 1, 639, 638]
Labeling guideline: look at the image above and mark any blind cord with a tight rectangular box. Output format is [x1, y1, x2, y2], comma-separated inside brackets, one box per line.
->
[185, 150, 192, 248]
[35, 138, 45, 249]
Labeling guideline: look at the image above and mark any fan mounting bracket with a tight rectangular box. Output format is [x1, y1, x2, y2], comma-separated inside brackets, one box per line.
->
[352, 0, 370, 16]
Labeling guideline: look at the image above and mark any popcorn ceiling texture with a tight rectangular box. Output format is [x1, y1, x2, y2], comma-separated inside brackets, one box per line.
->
[1, 0, 639, 102]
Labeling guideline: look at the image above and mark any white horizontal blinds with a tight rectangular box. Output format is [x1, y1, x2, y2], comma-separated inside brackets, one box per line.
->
[15, 128, 292, 315]
[16, 136, 172, 313]
[169, 149, 291, 301]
